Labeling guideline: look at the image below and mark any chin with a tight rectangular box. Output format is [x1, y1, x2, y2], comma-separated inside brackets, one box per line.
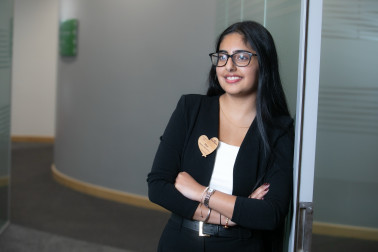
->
[223, 88, 256, 98]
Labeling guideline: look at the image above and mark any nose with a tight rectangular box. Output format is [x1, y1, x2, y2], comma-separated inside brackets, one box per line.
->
[225, 56, 236, 72]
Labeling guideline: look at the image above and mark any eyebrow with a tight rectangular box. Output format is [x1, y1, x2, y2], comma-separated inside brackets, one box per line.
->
[218, 49, 252, 54]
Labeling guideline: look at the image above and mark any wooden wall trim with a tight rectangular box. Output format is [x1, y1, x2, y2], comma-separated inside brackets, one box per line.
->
[51, 164, 378, 240]
[313, 221, 378, 241]
[11, 136, 55, 143]
[0, 176, 9, 187]
[51, 164, 166, 212]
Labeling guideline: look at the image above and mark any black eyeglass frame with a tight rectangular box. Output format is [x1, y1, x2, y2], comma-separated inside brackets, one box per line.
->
[209, 50, 258, 67]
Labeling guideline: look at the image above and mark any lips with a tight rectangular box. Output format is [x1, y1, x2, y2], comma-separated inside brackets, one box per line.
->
[225, 75, 242, 83]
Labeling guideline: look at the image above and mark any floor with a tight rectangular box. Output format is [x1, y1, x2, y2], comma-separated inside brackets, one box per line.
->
[1, 142, 170, 252]
[0, 142, 377, 252]
[0, 224, 131, 252]
[312, 234, 378, 251]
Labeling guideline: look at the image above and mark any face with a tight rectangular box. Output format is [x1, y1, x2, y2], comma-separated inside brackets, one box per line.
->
[216, 33, 259, 98]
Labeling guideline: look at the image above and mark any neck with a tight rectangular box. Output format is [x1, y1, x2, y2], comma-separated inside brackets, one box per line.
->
[220, 93, 256, 116]
[219, 93, 257, 128]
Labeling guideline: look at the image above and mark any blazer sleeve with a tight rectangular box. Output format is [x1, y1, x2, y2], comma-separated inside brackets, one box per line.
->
[147, 95, 199, 219]
[231, 127, 294, 230]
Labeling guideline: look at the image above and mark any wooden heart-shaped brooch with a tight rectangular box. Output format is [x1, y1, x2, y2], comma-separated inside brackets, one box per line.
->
[198, 135, 219, 157]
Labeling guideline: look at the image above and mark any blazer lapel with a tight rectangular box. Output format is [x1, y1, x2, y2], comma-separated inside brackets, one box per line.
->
[204, 96, 220, 180]
[183, 95, 220, 186]
[232, 119, 261, 196]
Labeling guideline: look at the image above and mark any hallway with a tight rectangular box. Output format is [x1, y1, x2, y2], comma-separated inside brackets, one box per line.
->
[0, 142, 377, 251]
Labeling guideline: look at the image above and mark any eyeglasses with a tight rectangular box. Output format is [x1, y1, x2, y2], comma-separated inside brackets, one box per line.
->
[209, 51, 257, 67]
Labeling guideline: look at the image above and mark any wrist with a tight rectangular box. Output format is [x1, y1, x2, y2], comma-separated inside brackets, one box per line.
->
[199, 186, 208, 203]
[203, 187, 216, 208]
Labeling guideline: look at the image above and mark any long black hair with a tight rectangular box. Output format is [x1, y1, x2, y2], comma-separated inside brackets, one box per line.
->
[207, 21, 290, 153]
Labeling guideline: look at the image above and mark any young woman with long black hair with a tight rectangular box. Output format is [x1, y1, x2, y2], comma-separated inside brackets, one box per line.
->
[147, 20, 294, 251]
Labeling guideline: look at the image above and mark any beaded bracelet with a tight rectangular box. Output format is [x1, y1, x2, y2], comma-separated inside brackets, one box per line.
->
[224, 217, 229, 229]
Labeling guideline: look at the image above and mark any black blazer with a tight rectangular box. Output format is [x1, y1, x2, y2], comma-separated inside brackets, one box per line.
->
[148, 94, 294, 231]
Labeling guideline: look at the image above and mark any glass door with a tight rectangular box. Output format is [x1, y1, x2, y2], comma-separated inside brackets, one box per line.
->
[215, 0, 301, 115]
[313, 0, 378, 239]
[215, 1, 323, 251]
[0, 0, 13, 233]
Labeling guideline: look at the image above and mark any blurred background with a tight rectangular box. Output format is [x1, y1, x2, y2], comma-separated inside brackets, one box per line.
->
[0, 0, 377, 251]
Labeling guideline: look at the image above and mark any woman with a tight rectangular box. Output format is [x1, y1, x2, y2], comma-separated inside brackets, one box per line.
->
[147, 21, 294, 251]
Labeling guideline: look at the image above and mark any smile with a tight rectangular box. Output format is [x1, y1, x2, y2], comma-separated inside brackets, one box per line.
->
[225, 75, 242, 83]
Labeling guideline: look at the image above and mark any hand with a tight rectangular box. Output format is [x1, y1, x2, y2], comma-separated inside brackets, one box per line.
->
[175, 172, 205, 202]
[248, 183, 270, 199]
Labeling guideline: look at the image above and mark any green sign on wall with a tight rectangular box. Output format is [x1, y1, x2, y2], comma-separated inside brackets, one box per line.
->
[59, 19, 78, 57]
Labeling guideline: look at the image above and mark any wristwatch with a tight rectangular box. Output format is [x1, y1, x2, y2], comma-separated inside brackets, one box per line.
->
[203, 188, 216, 208]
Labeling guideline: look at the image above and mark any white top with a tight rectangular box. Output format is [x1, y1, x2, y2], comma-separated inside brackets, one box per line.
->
[209, 141, 240, 194]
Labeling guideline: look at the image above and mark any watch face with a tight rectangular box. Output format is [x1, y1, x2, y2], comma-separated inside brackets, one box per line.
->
[204, 188, 216, 207]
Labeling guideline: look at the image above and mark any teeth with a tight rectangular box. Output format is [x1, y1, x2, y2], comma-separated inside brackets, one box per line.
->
[226, 76, 241, 80]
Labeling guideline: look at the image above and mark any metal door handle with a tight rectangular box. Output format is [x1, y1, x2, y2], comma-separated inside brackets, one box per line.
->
[296, 202, 313, 252]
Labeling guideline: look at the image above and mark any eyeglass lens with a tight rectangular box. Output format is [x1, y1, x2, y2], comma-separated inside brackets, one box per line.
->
[211, 52, 252, 67]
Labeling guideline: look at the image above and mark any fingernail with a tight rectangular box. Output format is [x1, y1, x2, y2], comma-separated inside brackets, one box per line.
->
[264, 188, 269, 191]
[263, 183, 268, 186]
[265, 183, 270, 187]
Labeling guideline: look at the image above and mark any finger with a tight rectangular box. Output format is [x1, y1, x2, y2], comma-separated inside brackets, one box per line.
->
[249, 183, 270, 199]
[249, 183, 269, 197]
[253, 189, 269, 199]
[249, 186, 264, 198]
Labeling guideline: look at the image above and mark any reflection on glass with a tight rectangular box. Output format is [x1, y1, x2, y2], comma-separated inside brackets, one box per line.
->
[314, 0, 378, 229]
[0, 0, 13, 232]
[215, 1, 301, 251]
[215, 0, 300, 117]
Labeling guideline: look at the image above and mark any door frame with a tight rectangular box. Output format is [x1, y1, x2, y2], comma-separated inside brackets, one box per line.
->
[290, 0, 323, 251]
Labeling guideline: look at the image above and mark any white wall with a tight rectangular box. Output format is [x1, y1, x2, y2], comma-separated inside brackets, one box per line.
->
[55, 0, 217, 196]
[11, 0, 59, 137]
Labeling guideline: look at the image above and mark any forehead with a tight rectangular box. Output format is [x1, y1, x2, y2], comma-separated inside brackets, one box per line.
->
[219, 33, 254, 53]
